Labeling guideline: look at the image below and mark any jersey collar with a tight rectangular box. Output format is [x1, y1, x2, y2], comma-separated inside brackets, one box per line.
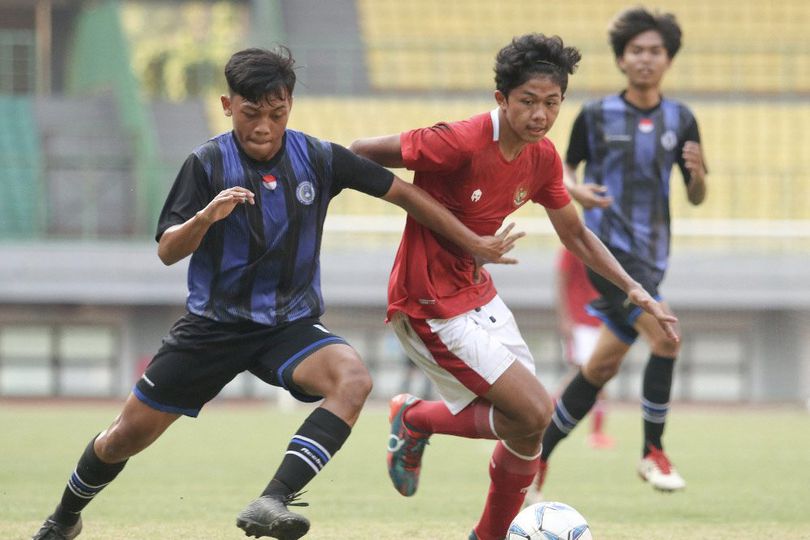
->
[490, 108, 500, 141]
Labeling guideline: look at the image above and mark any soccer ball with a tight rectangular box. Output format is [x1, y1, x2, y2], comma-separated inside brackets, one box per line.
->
[507, 501, 593, 540]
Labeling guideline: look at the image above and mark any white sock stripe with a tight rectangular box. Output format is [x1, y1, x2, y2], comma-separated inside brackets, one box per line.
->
[71, 470, 110, 490]
[292, 435, 332, 460]
[551, 412, 573, 434]
[67, 484, 97, 500]
[642, 412, 668, 424]
[501, 440, 542, 461]
[555, 401, 577, 426]
[640, 398, 670, 411]
[488, 404, 501, 440]
[285, 450, 321, 475]
[68, 482, 98, 501]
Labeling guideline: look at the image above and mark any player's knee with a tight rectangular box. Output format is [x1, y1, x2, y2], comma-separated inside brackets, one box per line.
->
[333, 360, 373, 409]
[650, 334, 680, 357]
[96, 428, 143, 462]
[518, 394, 553, 436]
[584, 361, 620, 386]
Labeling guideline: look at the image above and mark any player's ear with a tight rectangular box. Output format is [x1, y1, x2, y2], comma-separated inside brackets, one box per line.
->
[494, 89, 507, 110]
[615, 55, 627, 74]
[221, 95, 232, 117]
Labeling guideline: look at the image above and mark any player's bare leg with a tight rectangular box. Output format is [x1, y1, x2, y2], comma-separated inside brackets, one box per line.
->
[33, 396, 181, 540]
[237, 344, 372, 539]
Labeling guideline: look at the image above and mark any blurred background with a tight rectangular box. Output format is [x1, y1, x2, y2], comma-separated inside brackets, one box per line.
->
[0, 0, 808, 405]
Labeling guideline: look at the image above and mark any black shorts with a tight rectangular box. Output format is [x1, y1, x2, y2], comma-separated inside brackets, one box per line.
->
[134, 313, 348, 417]
[586, 250, 665, 345]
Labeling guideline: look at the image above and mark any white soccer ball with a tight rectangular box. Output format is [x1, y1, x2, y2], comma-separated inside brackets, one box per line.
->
[507, 501, 593, 540]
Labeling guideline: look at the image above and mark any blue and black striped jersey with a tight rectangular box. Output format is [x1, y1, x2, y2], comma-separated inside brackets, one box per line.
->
[566, 93, 701, 272]
[157, 129, 393, 325]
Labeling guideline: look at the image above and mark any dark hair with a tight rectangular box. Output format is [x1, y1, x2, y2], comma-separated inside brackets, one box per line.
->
[494, 33, 581, 96]
[608, 7, 682, 59]
[224, 46, 296, 103]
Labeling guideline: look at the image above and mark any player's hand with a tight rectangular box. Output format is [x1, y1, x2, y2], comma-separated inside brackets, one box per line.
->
[570, 183, 613, 209]
[198, 187, 255, 224]
[682, 141, 705, 182]
[625, 286, 679, 342]
[471, 222, 525, 282]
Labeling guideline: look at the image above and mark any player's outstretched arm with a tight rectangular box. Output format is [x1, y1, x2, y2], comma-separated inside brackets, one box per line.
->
[382, 177, 524, 265]
[547, 203, 678, 340]
[349, 134, 405, 168]
[158, 186, 255, 265]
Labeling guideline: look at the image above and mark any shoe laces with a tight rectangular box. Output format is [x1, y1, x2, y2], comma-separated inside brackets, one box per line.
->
[282, 491, 310, 508]
[646, 446, 672, 474]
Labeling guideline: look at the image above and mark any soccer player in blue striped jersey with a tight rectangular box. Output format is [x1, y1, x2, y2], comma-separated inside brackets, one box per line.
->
[31, 47, 521, 540]
[530, 7, 708, 496]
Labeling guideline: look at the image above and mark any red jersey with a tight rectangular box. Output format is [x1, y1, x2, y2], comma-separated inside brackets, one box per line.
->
[557, 248, 600, 327]
[388, 110, 571, 320]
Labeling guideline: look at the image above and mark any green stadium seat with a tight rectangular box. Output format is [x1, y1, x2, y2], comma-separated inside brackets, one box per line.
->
[0, 96, 42, 237]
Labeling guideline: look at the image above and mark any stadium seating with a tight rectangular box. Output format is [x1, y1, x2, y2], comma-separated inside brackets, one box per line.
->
[356, 0, 810, 93]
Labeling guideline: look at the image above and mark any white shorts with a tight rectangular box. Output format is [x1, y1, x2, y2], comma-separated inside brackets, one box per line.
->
[389, 295, 535, 414]
[564, 324, 601, 366]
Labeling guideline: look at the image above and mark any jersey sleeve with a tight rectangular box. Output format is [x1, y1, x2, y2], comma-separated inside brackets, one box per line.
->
[155, 154, 213, 242]
[676, 113, 703, 185]
[565, 108, 589, 167]
[400, 122, 471, 172]
[531, 145, 571, 209]
[330, 142, 395, 197]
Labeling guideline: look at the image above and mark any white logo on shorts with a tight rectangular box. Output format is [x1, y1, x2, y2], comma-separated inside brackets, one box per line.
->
[471, 189, 482, 202]
[313, 324, 330, 334]
[140, 374, 156, 387]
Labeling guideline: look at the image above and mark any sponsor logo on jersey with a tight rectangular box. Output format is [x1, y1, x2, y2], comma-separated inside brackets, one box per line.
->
[471, 188, 482, 202]
[418, 298, 437, 305]
[262, 174, 278, 190]
[513, 186, 528, 206]
[638, 118, 654, 133]
[296, 181, 315, 205]
[660, 130, 678, 151]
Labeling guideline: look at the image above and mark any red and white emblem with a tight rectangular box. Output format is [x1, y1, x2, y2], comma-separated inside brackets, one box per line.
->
[262, 174, 278, 190]
[638, 118, 654, 133]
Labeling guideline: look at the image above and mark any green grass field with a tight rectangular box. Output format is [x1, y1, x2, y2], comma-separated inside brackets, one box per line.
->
[1, 400, 809, 539]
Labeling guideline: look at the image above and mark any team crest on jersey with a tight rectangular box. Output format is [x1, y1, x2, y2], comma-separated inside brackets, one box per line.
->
[660, 130, 678, 151]
[513, 186, 528, 206]
[638, 118, 654, 133]
[296, 181, 316, 205]
[471, 188, 482, 202]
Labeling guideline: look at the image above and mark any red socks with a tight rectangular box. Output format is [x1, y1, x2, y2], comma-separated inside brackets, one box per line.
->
[473, 441, 540, 540]
[404, 399, 496, 439]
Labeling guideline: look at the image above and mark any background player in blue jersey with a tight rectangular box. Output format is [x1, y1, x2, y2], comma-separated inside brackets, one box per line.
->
[31, 47, 521, 540]
[528, 7, 708, 497]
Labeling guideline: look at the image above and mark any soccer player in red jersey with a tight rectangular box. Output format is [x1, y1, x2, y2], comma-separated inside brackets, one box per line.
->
[351, 34, 678, 540]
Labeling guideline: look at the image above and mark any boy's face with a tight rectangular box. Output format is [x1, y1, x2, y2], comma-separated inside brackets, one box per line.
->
[617, 29, 672, 90]
[496, 75, 563, 145]
[221, 92, 292, 161]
